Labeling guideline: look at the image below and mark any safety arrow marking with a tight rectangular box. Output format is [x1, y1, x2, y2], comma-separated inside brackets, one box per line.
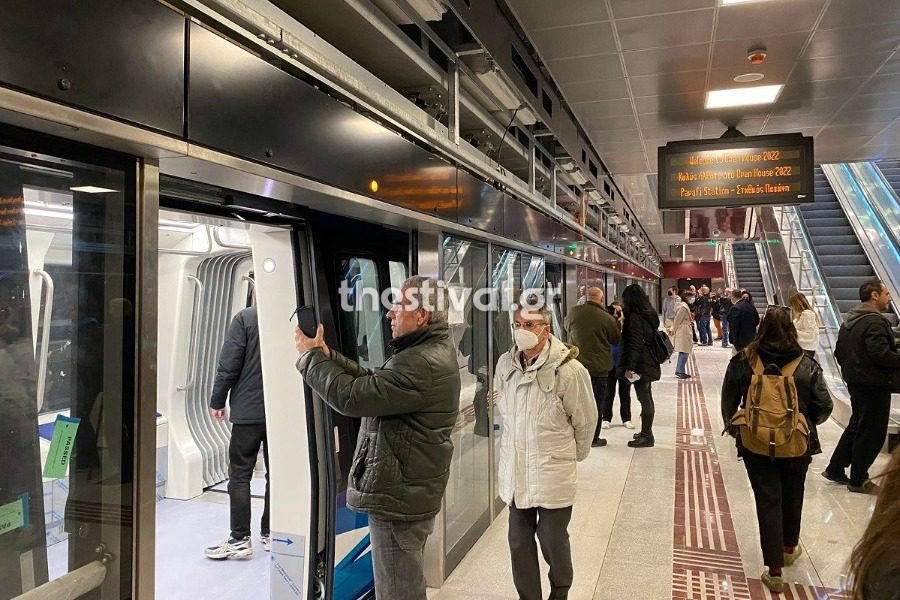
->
[273, 537, 294, 546]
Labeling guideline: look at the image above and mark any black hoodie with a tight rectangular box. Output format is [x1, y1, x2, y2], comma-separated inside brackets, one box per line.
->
[834, 303, 900, 390]
[721, 343, 833, 456]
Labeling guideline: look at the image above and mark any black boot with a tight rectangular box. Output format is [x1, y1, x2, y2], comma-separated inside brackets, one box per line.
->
[628, 432, 655, 448]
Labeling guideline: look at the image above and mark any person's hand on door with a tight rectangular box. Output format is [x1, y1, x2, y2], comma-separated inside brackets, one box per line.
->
[295, 323, 330, 358]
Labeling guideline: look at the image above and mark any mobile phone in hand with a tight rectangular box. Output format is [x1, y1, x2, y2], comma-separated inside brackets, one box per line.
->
[291, 305, 318, 338]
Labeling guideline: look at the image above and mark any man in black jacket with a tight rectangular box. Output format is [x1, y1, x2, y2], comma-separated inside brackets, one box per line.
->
[205, 306, 270, 560]
[824, 280, 900, 494]
[295, 275, 460, 600]
[728, 288, 760, 353]
[718, 289, 734, 348]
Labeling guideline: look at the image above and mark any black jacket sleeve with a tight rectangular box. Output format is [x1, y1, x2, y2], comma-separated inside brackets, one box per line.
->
[210, 313, 247, 409]
[720, 356, 747, 427]
[864, 319, 900, 370]
[806, 362, 833, 426]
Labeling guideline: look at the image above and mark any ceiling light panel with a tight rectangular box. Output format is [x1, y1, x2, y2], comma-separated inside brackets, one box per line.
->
[705, 84, 783, 109]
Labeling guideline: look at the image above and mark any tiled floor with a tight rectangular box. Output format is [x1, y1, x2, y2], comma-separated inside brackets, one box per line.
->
[430, 345, 886, 599]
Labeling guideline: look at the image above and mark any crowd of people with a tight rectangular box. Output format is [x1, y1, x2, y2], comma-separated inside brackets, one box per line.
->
[201, 272, 898, 599]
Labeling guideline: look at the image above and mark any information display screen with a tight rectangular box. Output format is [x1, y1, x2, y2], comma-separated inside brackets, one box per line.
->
[657, 133, 814, 210]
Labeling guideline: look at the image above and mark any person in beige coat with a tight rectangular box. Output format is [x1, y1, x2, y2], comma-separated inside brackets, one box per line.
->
[495, 303, 597, 600]
[673, 291, 695, 379]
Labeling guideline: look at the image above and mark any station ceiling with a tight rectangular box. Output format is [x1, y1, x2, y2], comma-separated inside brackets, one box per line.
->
[506, 0, 900, 260]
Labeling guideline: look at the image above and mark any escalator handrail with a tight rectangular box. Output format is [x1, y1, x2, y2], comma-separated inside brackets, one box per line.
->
[780, 204, 845, 326]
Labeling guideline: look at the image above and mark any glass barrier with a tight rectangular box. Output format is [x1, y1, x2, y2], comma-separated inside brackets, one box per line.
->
[772, 205, 848, 403]
[1, 142, 136, 598]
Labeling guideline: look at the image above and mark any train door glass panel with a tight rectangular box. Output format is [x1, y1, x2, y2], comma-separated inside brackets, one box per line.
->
[341, 257, 385, 369]
[545, 263, 565, 340]
[1, 140, 135, 598]
[441, 236, 490, 569]
[488, 246, 521, 514]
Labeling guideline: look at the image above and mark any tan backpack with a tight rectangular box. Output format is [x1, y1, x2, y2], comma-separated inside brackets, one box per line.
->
[730, 355, 809, 458]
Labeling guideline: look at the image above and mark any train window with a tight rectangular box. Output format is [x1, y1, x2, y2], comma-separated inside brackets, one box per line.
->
[340, 257, 386, 369]
[541, 91, 553, 117]
[388, 260, 407, 292]
[589, 160, 598, 178]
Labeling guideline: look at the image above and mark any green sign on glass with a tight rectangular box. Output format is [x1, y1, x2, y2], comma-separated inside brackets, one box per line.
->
[43, 415, 81, 480]
[0, 494, 28, 537]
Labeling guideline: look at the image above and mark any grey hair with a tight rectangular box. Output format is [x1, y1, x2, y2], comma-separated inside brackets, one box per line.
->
[516, 293, 554, 333]
[401, 275, 448, 324]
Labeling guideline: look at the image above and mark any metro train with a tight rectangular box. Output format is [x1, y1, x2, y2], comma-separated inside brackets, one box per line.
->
[0, 2, 658, 599]
[2, 130, 655, 600]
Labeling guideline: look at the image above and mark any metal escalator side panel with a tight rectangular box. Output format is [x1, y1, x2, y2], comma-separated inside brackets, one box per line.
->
[821, 163, 900, 322]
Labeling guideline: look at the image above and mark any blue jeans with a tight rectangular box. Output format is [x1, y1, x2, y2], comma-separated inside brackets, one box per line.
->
[720, 318, 730, 347]
[698, 315, 712, 345]
[675, 352, 689, 376]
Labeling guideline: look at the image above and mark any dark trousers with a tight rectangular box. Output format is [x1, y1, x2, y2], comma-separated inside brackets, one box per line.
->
[602, 369, 632, 423]
[743, 453, 812, 568]
[698, 315, 712, 345]
[368, 514, 434, 600]
[590, 375, 608, 438]
[633, 380, 655, 435]
[827, 384, 892, 486]
[508, 501, 573, 600]
[720, 318, 730, 347]
[228, 423, 270, 539]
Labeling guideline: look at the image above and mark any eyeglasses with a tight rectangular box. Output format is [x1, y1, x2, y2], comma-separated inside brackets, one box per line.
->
[512, 320, 545, 330]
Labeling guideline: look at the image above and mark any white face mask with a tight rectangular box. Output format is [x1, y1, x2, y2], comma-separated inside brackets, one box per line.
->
[688, 297, 696, 304]
[514, 328, 543, 351]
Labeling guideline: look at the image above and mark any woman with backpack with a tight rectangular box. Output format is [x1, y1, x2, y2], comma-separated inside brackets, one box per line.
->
[621, 284, 662, 448]
[721, 308, 833, 593]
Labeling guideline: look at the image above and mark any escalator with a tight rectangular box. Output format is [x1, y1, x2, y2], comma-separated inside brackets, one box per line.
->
[876, 159, 900, 195]
[732, 244, 766, 306]
[799, 167, 877, 317]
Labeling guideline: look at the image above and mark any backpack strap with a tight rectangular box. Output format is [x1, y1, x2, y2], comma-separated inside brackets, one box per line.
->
[750, 356, 765, 376]
[780, 355, 804, 377]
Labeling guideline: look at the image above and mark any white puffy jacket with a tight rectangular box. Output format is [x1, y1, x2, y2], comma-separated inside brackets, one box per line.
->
[794, 309, 820, 352]
[494, 335, 597, 509]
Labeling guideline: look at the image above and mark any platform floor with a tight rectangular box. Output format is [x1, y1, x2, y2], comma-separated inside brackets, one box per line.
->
[429, 345, 886, 600]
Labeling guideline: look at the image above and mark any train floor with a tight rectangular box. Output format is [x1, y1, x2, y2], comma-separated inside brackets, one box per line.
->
[430, 345, 887, 600]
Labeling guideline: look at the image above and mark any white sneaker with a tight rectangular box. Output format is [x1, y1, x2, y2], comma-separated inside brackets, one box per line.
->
[623, 421, 635, 430]
[205, 537, 252, 560]
[601, 420, 611, 430]
[260, 535, 271, 552]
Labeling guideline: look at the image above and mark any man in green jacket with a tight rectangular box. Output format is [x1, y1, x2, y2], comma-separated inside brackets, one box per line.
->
[565, 287, 622, 447]
[294, 275, 460, 600]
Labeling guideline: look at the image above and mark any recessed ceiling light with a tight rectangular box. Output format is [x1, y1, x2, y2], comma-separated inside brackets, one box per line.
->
[706, 84, 783, 109]
[70, 186, 118, 193]
[733, 72, 765, 83]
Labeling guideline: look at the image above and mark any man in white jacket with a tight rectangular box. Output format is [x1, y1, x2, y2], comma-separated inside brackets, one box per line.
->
[495, 302, 597, 600]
